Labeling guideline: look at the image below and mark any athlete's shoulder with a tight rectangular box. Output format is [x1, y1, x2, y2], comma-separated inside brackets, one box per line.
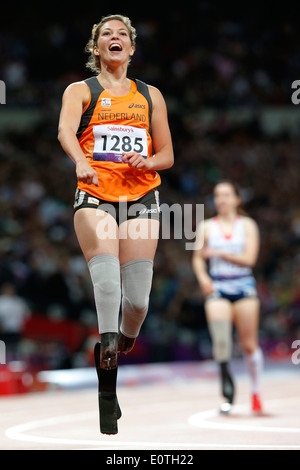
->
[63, 80, 90, 100]
[205, 217, 216, 226]
[193, 218, 213, 251]
[240, 215, 257, 225]
[198, 217, 214, 237]
[142, 85, 166, 117]
[240, 216, 259, 234]
[65, 80, 90, 91]
[205, 217, 216, 231]
[147, 84, 164, 100]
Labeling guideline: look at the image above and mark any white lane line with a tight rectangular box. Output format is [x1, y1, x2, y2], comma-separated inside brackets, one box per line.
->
[4, 411, 198, 448]
[5, 397, 300, 449]
[188, 397, 300, 433]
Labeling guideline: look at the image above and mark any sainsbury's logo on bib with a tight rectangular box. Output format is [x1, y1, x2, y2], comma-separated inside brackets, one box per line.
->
[101, 98, 111, 107]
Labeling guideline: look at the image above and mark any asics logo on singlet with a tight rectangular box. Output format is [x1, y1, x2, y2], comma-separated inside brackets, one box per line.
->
[128, 103, 145, 109]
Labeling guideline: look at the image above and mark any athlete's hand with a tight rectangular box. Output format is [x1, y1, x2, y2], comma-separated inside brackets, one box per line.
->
[76, 160, 99, 186]
[199, 274, 215, 296]
[122, 152, 153, 170]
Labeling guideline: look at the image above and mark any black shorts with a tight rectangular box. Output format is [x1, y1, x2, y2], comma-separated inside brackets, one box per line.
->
[73, 189, 161, 225]
[205, 289, 258, 304]
[205, 279, 258, 304]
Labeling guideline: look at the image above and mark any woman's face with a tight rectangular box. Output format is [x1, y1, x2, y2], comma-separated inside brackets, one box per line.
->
[213, 183, 240, 215]
[94, 20, 135, 68]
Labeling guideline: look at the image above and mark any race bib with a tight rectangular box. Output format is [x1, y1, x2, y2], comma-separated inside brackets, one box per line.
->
[93, 124, 148, 163]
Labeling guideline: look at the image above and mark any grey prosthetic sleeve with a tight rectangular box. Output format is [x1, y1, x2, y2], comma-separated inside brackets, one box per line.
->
[88, 255, 121, 334]
[208, 321, 233, 363]
[120, 258, 153, 338]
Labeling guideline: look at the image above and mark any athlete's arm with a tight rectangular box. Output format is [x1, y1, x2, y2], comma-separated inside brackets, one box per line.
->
[203, 218, 260, 268]
[192, 220, 214, 296]
[122, 86, 174, 171]
[58, 82, 99, 186]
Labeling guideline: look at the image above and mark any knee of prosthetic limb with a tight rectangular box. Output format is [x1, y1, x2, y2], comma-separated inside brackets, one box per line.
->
[121, 292, 149, 338]
[127, 291, 150, 317]
[120, 258, 153, 339]
[209, 321, 233, 363]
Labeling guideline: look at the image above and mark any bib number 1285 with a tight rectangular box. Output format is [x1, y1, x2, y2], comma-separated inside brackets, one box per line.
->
[101, 134, 144, 154]
[93, 124, 148, 163]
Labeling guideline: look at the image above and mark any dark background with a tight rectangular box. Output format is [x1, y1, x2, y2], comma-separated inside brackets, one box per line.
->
[0, 1, 299, 372]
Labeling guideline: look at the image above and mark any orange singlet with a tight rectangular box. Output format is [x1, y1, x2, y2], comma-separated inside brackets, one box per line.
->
[76, 77, 161, 202]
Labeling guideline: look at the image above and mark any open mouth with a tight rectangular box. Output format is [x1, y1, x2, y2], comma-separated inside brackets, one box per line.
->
[109, 43, 122, 52]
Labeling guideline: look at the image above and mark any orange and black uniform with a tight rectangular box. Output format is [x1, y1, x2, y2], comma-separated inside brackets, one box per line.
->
[76, 77, 160, 202]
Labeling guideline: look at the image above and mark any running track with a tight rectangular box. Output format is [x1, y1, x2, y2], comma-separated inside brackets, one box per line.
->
[1, 359, 299, 450]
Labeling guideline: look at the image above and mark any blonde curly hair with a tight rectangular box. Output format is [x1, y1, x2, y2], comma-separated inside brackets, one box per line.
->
[85, 14, 137, 74]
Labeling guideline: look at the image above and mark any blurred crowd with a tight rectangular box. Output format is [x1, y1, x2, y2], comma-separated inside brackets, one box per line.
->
[0, 3, 300, 368]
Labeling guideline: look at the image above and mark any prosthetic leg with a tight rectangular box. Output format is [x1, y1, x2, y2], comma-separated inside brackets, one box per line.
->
[88, 255, 122, 434]
[219, 361, 235, 414]
[208, 320, 235, 413]
[94, 333, 121, 435]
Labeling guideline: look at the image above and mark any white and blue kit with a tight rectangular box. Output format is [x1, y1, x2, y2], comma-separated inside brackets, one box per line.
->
[206, 216, 257, 302]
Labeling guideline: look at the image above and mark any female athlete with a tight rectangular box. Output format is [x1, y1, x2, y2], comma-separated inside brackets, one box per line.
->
[58, 15, 174, 434]
[192, 180, 263, 413]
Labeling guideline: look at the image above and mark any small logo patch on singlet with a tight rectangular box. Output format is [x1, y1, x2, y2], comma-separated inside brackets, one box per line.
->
[101, 98, 111, 107]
